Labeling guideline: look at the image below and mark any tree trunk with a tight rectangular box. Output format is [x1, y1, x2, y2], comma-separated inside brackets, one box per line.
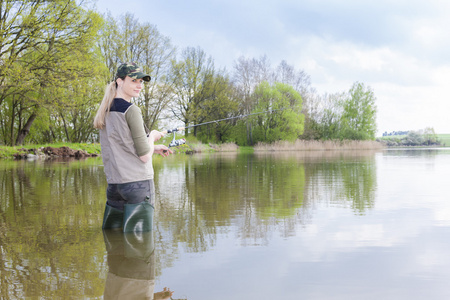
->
[246, 122, 253, 145]
[15, 113, 37, 145]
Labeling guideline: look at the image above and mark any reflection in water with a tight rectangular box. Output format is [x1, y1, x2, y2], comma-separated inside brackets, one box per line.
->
[6, 149, 449, 299]
[154, 151, 379, 250]
[0, 158, 107, 299]
[103, 230, 174, 300]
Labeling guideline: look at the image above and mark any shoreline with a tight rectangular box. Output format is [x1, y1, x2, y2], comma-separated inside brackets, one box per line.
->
[2, 140, 446, 160]
[0, 142, 219, 159]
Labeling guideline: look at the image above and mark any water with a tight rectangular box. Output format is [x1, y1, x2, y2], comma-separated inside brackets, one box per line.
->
[1, 149, 450, 299]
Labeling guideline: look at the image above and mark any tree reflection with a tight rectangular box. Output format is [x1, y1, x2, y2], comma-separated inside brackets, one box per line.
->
[0, 158, 107, 299]
[302, 150, 378, 214]
[154, 151, 378, 252]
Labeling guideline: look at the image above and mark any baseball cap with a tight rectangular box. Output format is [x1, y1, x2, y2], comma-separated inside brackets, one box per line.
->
[115, 62, 151, 82]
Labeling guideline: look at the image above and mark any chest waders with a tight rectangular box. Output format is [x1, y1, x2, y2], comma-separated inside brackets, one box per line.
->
[102, 201, 154, 232]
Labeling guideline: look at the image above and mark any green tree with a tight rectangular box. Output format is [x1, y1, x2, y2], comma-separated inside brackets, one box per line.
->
[300, 82, 377, 141]
[251, 82, 304, 144]
[422, 127, 438, 145]
[318, 92, 345, 140]
[52, 77, 106, 143]
[232, 55, 273, 144]
[0, 0, 103, 145]
[193, 73, 240, 143]
[339, 82, 377, 140]
[232, 57, 314, 145]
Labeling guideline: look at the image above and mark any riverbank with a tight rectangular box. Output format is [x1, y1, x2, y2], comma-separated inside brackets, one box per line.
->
[0, 143, 103, 159]
[1, 139, 406, 159]
[0, 140, 383, 159]
[0, 141, 238, 159]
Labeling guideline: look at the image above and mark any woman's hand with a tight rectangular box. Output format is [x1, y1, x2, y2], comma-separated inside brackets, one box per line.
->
[148, 130, 165, 142]
[154, 145, 173, 157]
[154, 287, 174, 300]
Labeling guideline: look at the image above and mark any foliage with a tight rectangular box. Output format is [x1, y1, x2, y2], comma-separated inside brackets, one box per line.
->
[249, 82, 304, 144]
[193, 74, 240, 143]
[377, 128, 441, 147]
[313, 92, 345, 140]
[304, 82, 377, 141]
[339, 82, 377, 140]
[225, 120, 249, 146]
[0, 0, 105, 145]
[169, 47, 216, 134]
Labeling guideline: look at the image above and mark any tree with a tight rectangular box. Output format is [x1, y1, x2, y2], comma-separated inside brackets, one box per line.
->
[0, 0, 103, 145]
[422, 127, 438, 145]
[250, 82, 304, 144]
[169, 46, 216, 136]
[339, 82, 377, 140]
[317, 92, 345, 140]
[232, 55, 273, 144]
[193, 73, 239, 143]
[232, 57, 315, 145]
[298, 82, 377, 141]
[274, 60, 320, 140]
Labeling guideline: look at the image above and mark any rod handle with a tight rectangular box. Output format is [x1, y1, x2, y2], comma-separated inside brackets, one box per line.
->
[163, 127, 185, 134]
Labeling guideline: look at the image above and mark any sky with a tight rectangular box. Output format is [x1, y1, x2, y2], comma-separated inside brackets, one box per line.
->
[93, 0, 450, 135]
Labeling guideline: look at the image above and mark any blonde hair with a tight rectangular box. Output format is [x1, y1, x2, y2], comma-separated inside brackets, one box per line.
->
[93, 81, 117, 129]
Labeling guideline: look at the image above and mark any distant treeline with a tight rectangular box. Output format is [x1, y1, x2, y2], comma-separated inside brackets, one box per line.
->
[377, 128, 441, 147]
[382, 131, 409, 137]
[1, 0, 377, 147]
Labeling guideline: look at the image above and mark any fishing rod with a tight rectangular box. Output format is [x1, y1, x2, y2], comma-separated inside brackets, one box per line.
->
[163, 107, 288, 148]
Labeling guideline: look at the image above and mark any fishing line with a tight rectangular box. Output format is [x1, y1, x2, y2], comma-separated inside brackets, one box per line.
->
[165, 107, 289, 134]
[162, 107, 289, 149]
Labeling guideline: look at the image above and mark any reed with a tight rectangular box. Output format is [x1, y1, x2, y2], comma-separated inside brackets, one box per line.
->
[210, 142, 240, 152]
[185, 143, 208, 153]
[254, 139, 384, 152]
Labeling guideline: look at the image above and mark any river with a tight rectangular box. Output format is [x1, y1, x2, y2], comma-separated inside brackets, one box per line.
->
[1, 148, 450, 299]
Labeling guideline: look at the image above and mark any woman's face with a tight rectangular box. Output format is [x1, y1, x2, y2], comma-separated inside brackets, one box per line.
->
[116, 76, 145, 100]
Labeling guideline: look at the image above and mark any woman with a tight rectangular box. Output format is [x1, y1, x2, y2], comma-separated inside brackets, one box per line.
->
[94, 62, 172, 232]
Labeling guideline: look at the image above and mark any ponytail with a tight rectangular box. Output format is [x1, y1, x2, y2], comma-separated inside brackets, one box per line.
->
[93, 81, 117, 129]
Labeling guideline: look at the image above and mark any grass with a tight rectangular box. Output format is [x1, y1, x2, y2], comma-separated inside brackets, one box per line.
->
[0, 146, 21, 158]
[437, 134, 450, 147]
[0, 143, 102, 159]
[237, 146, 254, 154]
[0, 140, 233, 159]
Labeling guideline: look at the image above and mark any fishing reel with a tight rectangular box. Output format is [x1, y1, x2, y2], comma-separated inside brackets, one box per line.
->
[162, 131, 185, 153]
[167, 127, 186, 148]
[169, 137, 186, 148]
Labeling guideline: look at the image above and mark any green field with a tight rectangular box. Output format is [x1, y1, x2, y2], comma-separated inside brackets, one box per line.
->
[438, 134, 450, 146]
